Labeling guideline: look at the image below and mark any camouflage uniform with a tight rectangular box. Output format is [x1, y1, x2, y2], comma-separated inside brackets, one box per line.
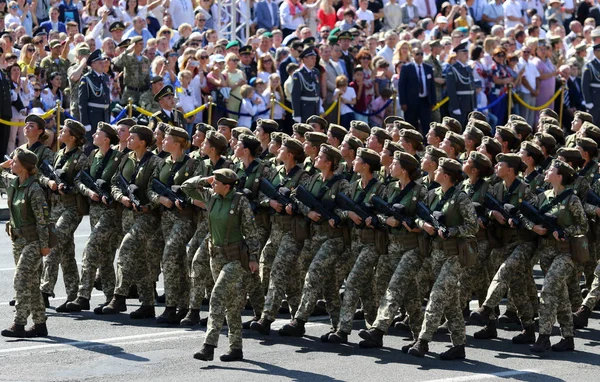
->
[74, 149, 124, 301]
[1, 172, 50, 326]
[67, 66, 88, 121]
[113, 51, 151, 105]
[416, 187, 478, 346]
[40, 56, 70, 91]
[581, 263, 600, 310]
[578, 163, 599, 291]
[139, 90, 161, 114]
[424, 53, 444, 123]
[39, 147, 87, 301]
[148, 155, 200, 310]
[190, 178, 261, 350]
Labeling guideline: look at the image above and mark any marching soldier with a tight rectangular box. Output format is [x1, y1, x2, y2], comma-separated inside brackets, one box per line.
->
[113, 36, 151, 106]
[291, 47, 321, 123]
[79, 50, 111, 155]
[581, 43, 600, 126]
[446, 42, 476, 129]
[149, 85, 185, 129]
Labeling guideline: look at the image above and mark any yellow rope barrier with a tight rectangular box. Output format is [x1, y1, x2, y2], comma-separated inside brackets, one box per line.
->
[135, 106, 155, 117]
[183, 103, 208, 119]
[322, 101, 338, 117]
[432, 97, 449, 111]
[0, 108, 57, 126]
[512, 89, 563, 111]
[276, 101, 294, 114]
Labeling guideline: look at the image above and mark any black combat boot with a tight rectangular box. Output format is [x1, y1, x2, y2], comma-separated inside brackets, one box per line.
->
[94, 300, 110, 315]
[193, 344, 215, 361]
[220, 348, 243, 362]
[394, 315, 410, 331]
[55, 301, 71, 313]
[473, 321, 497, 339]
[408, 339, 429, 358]
[42, 292, 51, 308]
[127, 284, 139, 299]
[65, 297, 90, 312]
[175, 308, 188, 323]
[250, 318, 273, 335]
[102, 295, 127, 314]
[180, 309, 201, 326]
[1, 323, 25, 338]
[573, 305, 591, 329]
[320, 328, 336, 342]
[130, 305, 156, 319]
[242, 316, 260, 329]
[156, 307, 179, 324]
[25, 323, 48, 338]
[358, 328, 384, 348]
[327, 331, 348, 344]
[402, 340, 427, 354]
[531, 334, 551, 353]
[551, 337, 575, 352]
[512, 324, 535, 344]
[498, 309, 520, 325]
[469, 305, 492, 326]
[440, 344, 466, 360]
[278, 318, 305, 337]
[199, 317, 209, 326]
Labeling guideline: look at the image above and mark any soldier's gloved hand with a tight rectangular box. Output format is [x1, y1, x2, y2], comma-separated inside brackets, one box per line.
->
[293, 116, 302, 123]
[453, 109, 461, 115]
[84, 124, 92, 132]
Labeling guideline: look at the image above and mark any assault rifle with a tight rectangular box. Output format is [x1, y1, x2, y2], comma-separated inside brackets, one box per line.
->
[472, 202, 488, 227]
[295, 185, 341, 226]
[416, 201, 450, 239]
[519, 201, 566, 240]
[40, 159, 72, 193]
[77, 170, 113, 204]
[259, 178, 296, 215]
[586, 189, 600, 207]
[335, 192, 382, 229]
[370, 195, 415, 229]
[152, 179, 188, 209]
[117, 174, 142, 210]
[484, 192, 521, 227]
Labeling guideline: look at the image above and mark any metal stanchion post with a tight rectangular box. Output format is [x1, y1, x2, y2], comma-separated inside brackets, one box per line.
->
[208, 96, 213, 125]
[270, 95, 275, 120]
[337, 94, 342, 125]
[55, 100, 61, 152]
[558, 82, 565, 128]
[392, 90, 397, 116]
[128, 98, 133, 118]
[507, 85, 513, 117]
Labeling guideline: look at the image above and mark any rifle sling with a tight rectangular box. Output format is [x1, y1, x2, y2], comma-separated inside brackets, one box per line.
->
[539, 189, 574, 214]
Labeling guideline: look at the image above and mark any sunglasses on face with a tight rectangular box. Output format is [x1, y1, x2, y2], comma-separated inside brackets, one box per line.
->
[496, 53, 506, 57]
[198, 19, 206, 22]
[231, 59, 240, 62]
[169, 53, 177, 57]
[27, 48, 35, 52]
[200, 55, 209, 59]
[361, 56, 371, 60]
[34, 41, 42, 45]
[34, 88, 41, 92]
[415, 52, 424, 56]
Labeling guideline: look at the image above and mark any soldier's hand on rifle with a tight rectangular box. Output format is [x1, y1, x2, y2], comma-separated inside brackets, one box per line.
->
[532, 224, 547, 236]
[57, 183, 66, 195]
[249, 260, 259, 273]
[491, 210, 506, 225]
[285, 204, 294, 215]
[438, 228, 447, 239]
[403, 221, 420, 232]
[348, 211, 362, 225]
[308, 210, 321, 222]
[553, 231, 565, 241]
[89, 191, 101, 202]
[270, 199, 283, 213]
[101, 196, 110, 205]
[160, 196, 174, 209]
[365, 217, 374, 228]
[508, 218, 517, 228]
[174, 199, 184, 210]
[40, 247, 51, 256]
[328, 218, 337, 227]
[48, 180, 58, 191]
[423, 222, 435, 236]
[121, 196, 132, 208]
[386, 216, 399, 227]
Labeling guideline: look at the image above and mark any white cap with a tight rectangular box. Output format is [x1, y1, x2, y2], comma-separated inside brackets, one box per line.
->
[436, 16, 448, 24]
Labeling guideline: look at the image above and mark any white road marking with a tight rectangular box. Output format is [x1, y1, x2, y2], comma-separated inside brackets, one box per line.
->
[424, 370, 539, 382]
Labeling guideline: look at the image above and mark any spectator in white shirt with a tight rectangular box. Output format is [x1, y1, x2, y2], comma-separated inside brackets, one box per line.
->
[503, 0, 524, 28]
[356, 0, 374, 35]
[280, 0, 307, 38]
[238, 84, 261, 128]
[415, 0, 437, 19]
[377, 30, 398, 65]
[517, 48, 539, 126]
[167, 0, 194, 29]
[177, 69, 201, 135]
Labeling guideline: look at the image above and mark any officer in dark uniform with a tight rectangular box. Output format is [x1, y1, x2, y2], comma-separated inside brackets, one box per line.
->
[239, 45, 258, 81]
[446, 42, 476, 129]
[291, 47, 321, 123]
[149, 85, 185, 130]
[79, 49, 111, 155]
[0, 47, 13, 159]
[581, 43, 600, 125]
[338, 32, 355, 83]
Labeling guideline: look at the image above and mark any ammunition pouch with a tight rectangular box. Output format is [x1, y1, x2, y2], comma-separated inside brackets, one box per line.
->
[570, 235, 590, 264]
[374, 229, 389, 255]
[272, 214, 293, 231]
[210, 241, 250, 271]
[291, 217, 309, 242]
[458, 236, 478, 267]
[442, 237, 459, 257]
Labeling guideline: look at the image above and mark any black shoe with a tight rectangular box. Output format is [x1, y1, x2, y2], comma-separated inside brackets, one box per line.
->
[65, 297, 90, 312]
[402, 340, 418, 354]
[353, 309, 365, 320]
[155, 293, 166, 304]
[175, 308, 189, 323]
[473, 322, 497, 339]
[94, 277, 103, 291]
[394, 316, 410, 332]
[278, 300, 290, 315]
[311, 300, 327, 316]
[8, 299, 15, 307]
[462, 306, 471, 320]
[573, 305, 591, 329]
[320, 329, 336, 342]
[156, 307, 179, 325]
[130, 305, 156, 319]
[1, 323, 25, 338]
[498, 310, 520, 325]
[102, 295, 127, 314]
[42, 293, 51, 308]
[242, 316, 260, 330]
[180, 309, 201, 326]
[512, 325, 535, 344]
[531, 334, 551, 353]
[199, 317, 208, 327]
[220, 348, 243, 362]
[440, 345, 466, 360]
[25, 323, 48, 338]
[193, 344, 215, 361]
[469, 306, 492, 326]
[55, 301, 71, 313]
[357, 328, 384, 348]
[249, 318, 273, 335]
[551, 337, 575, 352]
[93, 301, 110, 315]
[408, 339, 429, 358]
[437, 320, 449, 334]
[278, 319, 305, 337]
[127, 284, 139, 299]
[327, 331, 348, 344]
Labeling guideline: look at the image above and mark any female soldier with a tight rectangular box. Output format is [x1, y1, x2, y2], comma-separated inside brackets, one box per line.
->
[531, 160, 588, 353]
[407, 158, 478, 360]
[64, 123, 124, 312]
[39, 120, 87, 311]
[183, 169, 261, 362]
[357, 152, 427, 349]
[103, 125, 163, 318]
[0, 149, 51, 338]
[326, 148, 386, 344]
[17, 114, 54, 167]
[149, 126, 199, 325]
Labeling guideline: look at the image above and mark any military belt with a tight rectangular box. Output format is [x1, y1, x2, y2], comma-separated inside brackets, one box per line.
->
[301, 96, 320, 101]
[456, 90, 474, 95]
[88, 102, 109, 109]
[7, 223, 38, 241]
[591, 84, 600, 88]
[126, 86, 149, 92]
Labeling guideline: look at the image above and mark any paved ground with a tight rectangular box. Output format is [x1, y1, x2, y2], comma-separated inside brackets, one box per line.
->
[0, 206, 599, 381]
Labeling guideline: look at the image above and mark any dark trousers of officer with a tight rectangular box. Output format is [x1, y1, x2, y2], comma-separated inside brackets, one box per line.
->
[0, 120, 10, 159]
[299, 100, 320, 123]
[404, 97, 432, 135]
[84, 108, 109, 155]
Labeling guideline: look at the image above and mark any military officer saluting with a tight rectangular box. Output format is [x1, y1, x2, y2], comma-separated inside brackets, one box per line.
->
[79, 49, 111, 154]
[446, 42, 476, 129]
[113, 36, 151, 105]
[291, 47, 321, 123]
[149, 85, 185, 130]
[581, 43, 600, 125]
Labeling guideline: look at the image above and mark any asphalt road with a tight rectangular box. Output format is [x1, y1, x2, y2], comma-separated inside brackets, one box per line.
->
[0, 215, 599, 382]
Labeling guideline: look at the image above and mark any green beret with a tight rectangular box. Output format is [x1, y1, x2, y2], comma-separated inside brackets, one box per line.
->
[511, 121, 532, 139]
[305, 132, 328, 147]
[232, 126, 253, 139]
[257, 118, 279, 134]
[508, 114, 526, 123]
[25, 114, 45, 129]
[329, 124, 348, 140]
[521, 141, 544, 158]
[307, 115, 328, 131]
[445, 131, 465, 151]
[240, 133, 262, 154]
[371, 127, 392, 142]
[384, 116, 403, 125]
[468, 110, 487, 123]
[129, 125, 154, 145]
[496, 153, 523, 170]
[156, 122, 170, 133]
[496, 125, 518, 144]
[534, 132, 557, 150]
[283, 137, 304, 156]
[320, 144, 342, 163]
[469, 150, 492, 169]
[481, 137, 502, 160]
[429, 122, 449, 138]
[543, 123, 564, 143]
[64, 119, 85, 139]
[49, 39, 61, 49]
[439, 157, 462, 173]
[117, 118, 136, 127]
[350, 120, 370, 135]
[217, 118, 237, 129]
[552, 159, 576, 179]
[383, 140, 404, 154]
[556, 147, 583, 164]
[75, 43, 91, 56]
[195, 123, 215, 134]
[539, 116, 559, 126]
[395, 120, 416, 131]
[270, 131, 288, 143]
[356, 147, 381, 169]
[425, 145, 448, 163]
[468, 120, 492, 137]
[576, 137, 598, 151]
[97, 121, 119, 145]
[166, 126, 189, 141]
[15, 148, 38, 169]
[393, 151, 419, 170]
[429, 39, 442, 48]
[574, 111, 594, 124]
[582, 122, 600, 143]
[541, 108, 559, 120]
[464, 126, 483, 144]
[130, 36, 143, 45]
[206, 130, 228, 150]
[443, 116, 462, 133]
[293, 123, 314, 136]
[213, 168, 239, 185]
[343, 135, 364, 151]
[226, 40, 240, 50]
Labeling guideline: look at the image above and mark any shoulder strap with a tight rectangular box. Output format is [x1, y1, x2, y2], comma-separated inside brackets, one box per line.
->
[167, 155, 190, 186]
[392, 181, 416, 204]
[224, 192, 243, 245]
[539, 189, 574, 213]
[94, 148, 114, 179]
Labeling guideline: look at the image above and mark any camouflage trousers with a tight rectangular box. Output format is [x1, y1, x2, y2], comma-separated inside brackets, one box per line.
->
[204, 252, 246, 350]
[484, 241, 522, 320]
[459, 239, 491, 309]
[161, 210, 195, 309]
[373, 245, 424, 339]
[259, 220, 286, 294]
[13, 238, 46, 326]
[373, 237, 405, 311]
[295, 225, 345, 328]
[239, 224, 269, 317]
[338, 234, 380, 334]
[147, 224, 164, 283]
[582, 260, 600, 310]
[120, 89, 142, 106]
[40, 203, 82, 300]
[77, 203, 118, 301]
[419, 244, 465, 346]
[538, 246, 575, 337]
[262, 226, 304, 322]
[188, 221, 211, 310]
[482, 242, 536, 326]
[114, 210, 159, 305]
